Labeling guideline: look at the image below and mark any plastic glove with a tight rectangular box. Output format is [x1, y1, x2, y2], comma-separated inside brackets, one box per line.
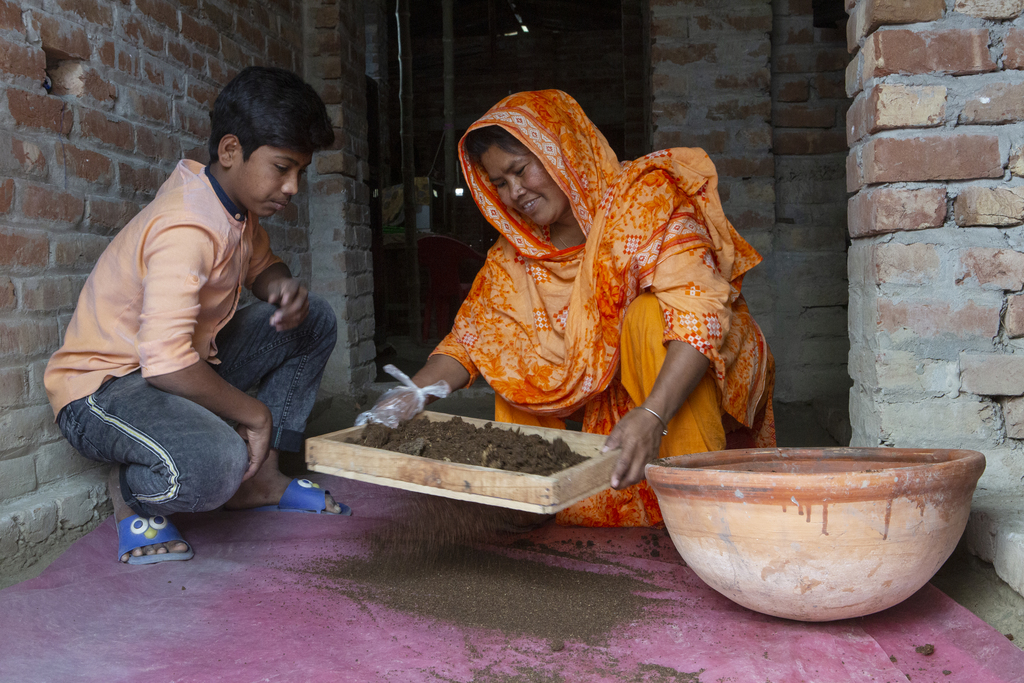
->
[354, 364, 451, 428]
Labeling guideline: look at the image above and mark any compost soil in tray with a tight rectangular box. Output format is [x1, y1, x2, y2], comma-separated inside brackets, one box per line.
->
[357, 416, 588, 476]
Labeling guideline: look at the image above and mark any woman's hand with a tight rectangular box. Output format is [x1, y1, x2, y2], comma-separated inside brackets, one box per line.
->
[354, 364, 454, 428]
[604, 407, 667, 489]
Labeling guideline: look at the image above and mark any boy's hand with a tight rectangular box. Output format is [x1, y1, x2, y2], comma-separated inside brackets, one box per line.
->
[236, 407, 273, 481]
[266, 278, 309, 331]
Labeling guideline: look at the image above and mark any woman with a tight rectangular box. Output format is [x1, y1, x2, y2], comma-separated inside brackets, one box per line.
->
[359, 90, 774, 527]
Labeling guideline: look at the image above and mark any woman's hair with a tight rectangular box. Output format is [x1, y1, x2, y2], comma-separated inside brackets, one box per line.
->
[463, 125, 529, 163]
[208, 66, 335, 163]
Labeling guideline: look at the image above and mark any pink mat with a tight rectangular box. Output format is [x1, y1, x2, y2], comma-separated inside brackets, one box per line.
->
[1, 474, 1022, 683]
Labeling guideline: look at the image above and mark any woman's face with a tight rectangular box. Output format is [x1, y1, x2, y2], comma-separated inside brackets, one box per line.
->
[479, 145, 578, 231]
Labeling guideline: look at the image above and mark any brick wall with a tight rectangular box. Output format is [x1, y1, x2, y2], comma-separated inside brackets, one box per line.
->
[0, 0, 370, 577]
[304, 0, 375, 394]
[847, 0, 1024, 491]
[768, 0, 852, 426]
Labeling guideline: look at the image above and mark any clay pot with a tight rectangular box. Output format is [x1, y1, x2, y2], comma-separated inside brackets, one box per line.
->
[645, 447, 985, 622]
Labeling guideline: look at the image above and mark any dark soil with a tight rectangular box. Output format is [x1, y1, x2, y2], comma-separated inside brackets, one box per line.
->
[356, 416, 587, 476]
[302, 496, 668, 645]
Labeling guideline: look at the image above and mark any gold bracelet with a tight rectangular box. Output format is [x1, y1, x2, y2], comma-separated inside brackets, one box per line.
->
[639, 406, 669, 436]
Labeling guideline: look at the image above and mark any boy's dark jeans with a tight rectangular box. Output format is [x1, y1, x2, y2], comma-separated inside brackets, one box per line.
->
[56, 294, 337, 517]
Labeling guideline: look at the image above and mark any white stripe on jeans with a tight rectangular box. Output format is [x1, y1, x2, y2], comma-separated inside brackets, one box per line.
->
[86, 394, 181, 506]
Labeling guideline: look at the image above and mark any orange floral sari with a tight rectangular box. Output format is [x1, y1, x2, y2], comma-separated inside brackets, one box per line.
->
[433, 90, 775, 524]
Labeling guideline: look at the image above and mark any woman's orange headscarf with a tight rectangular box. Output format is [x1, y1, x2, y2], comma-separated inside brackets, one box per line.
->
[434, 90, 771, 441]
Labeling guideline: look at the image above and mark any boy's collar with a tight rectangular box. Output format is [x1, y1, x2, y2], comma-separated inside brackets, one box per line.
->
[204, 165, 247, 222]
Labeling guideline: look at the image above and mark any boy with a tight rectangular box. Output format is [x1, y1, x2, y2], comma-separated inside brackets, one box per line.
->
[44, 66, 347, 565]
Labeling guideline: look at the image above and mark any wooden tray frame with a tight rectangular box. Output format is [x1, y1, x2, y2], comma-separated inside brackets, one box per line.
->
[305, 411, 619, 513]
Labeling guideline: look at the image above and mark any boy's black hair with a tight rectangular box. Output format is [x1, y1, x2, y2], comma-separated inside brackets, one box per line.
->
[208, 66, 335, 163]
[463, 125, 529, 163]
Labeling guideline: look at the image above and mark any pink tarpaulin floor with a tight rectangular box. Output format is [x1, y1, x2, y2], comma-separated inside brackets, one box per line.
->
[1, 474, 1023, 683]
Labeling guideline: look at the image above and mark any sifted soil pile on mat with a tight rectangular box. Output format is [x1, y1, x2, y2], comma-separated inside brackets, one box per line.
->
[357, 416, 587, 475]
[303, 497, 668, 645]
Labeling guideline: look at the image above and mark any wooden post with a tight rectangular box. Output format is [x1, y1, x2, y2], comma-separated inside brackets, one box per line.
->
[399, 0, 421, 341]
[443, 0, 455, 236]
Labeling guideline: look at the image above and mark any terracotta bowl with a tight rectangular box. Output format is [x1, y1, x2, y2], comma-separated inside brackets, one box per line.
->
[645, 447, 985, 622]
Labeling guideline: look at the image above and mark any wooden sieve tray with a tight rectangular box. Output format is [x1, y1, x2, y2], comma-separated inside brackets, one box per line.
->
[305, 411, 619, 513]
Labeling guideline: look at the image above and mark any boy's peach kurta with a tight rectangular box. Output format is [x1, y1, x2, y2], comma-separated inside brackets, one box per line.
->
[44, 160, 282, 418]
[434, 90, 775, 526]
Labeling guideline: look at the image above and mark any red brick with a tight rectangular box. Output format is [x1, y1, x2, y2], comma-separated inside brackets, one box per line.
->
[954, 186, 1024, 227]
[651, 43, 716, 67]
[1005, 294, 1024, 337]
[80, 109, 132, 151]
[1005, 28, 1024, 70]
[52, 233, 109, 269]
[315, 6, 337, 28]
[815, 72, 847, 99]
[56, 0, 113, 26]
[177, 109, 211, 140]
[958, 248, 1024, 290]
[188, 81, 218, 108]
[0, 0, 21, 30]
[863, 29, 996, 78]
[63, 144, 113, 185]
[18, 276, 81, 311]
[848, 187, 947, 238]
[777, 77, 810, 102]
[11, 139, 47, 177]
[35, 13, 90, 60]
[714, 70, 771, 91]
[873, 243, 940, 285]
[0, 278, 14, 311]
[202, 1, 233, 32]
[118, 163, 164, 196]
[960, 83, 1024, 124]
[136, 0, 177, 31]
[960, 354, 1024, 396]
[117, 47, 137, 77]
[236, 15, 265, 51]
[22, 185, 85, 225]
[0, 37, 45, 80]
[878, 299, 1000, 339]
[775, 103, 836, 128]
[773, 129, 848, 155]
[135, 126, 180, 160]
[956, 0, 1023, 20]
[98, 40, 114, 67]
[250, 3, 271, 30]
[222, 36, 253, 66]
[713, 156, 775, 178]
[207, 57, 237, 86]
[48, 62, 117, 102]
[165, 39, 191, 68]
[0, 178, 13, 214]
[180, 14, 219, 52]
[7, 90, 73, 135]
[861, 135, 1002, 184]
[182, 144, 209, 164]
[0, 319, 60, 358]
[124, 16, 164, 53]
[707, 99, 771, 122]
[267, 37, 294, 71]
[847, 0, 945, 48]
[0, 228, 48, 268]
[128, 90, 172, 124]
[87, 197, 139, 235]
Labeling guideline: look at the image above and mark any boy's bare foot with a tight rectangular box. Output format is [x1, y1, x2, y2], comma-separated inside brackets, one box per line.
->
[109, 467, 190, 563]
[223, 450, 344, 514]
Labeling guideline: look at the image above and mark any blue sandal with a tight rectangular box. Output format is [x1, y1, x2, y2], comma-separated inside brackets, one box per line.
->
[253, 478, 352, 515]
[116, 515, 194, 565]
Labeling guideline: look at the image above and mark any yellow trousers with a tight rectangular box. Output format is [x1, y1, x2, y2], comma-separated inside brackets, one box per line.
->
[495, 294, 725, 527]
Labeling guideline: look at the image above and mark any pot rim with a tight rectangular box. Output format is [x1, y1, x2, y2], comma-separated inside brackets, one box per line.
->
[645, 447, 986, 503]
